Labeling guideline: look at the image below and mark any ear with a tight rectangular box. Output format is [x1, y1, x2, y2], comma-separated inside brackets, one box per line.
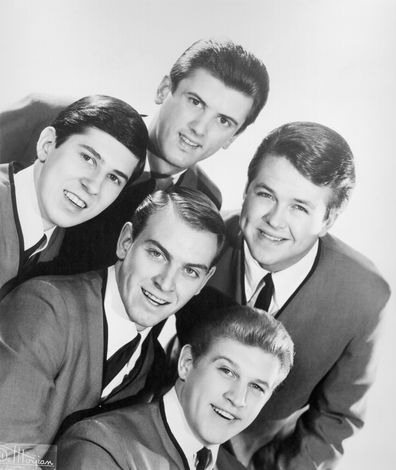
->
[36, 126, 57, 162]
[222, 134, 238, 150]
[116, 222, 134, 260]
[195, 266, 216, 296]
[178, 344, 194, 381]
[155, 75, 172, 105]
[319, 207, 338, 237]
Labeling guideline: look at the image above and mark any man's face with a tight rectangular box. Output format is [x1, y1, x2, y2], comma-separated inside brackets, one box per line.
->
[177, 338, 281, 446]
[240, 155, 336, 272]
[35, 126, 138, 230]
[149, 68, 253, 174]
[115, 205, 218, 330]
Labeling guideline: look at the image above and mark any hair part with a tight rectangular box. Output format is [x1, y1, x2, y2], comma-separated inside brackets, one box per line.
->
[51, 95, 148, 182]
[247, 122, 356, 215]
[130, 187, 226, 267]
[169, 38, 269, 134]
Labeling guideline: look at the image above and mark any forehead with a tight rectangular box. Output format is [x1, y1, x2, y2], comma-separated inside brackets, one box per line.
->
[199, 337, 281, 387]
[176, 68, 253, 119]
[135, 204, 218, 265]
[250, 155, 333, 205]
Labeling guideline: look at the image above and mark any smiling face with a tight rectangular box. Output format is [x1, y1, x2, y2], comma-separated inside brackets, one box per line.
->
[149, 68, 253, 175]
[176, 338, 281, 446]
[115, 205, 218, 330]
[34, 126, 138, 230]
[240, 155, 336, 272]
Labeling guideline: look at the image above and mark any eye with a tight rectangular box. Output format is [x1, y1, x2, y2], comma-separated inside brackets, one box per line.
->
[107, 173, 121, 186]
[188, 96, 202, 107]
[81, 153, 95, 166]
[293, 204, 308, 214]
[219, 366, 235, 378]
[184, 267, 199, 279]
[257, 190, 273, 200]
[218, 116, 231, 128]
[147, 248, 164, 260]
[249, 382, 265, 394]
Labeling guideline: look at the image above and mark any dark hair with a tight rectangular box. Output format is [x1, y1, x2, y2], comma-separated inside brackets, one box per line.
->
[177, 287, 294, 388]
[51, 95, 148, 181]
[169, 39, 269, 134]
[247, 121, 356, 214]
[131, 187, 226, 267]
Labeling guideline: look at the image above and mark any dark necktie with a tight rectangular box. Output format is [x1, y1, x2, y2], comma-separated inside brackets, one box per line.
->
[22, 234, 47, 268]
[254, 273, 274, 312]
[103, 333, 141, 388]
[195, 447, 212, 470]
[149, 172, 174, 191]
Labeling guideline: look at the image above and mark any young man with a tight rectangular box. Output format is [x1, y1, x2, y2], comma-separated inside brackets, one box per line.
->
[0, 38, 269, 273]
[0, 187, 225, 460]
[0, 94, 147, 298]
[207, 122, 391, 469]
[55, 301, 294, 470]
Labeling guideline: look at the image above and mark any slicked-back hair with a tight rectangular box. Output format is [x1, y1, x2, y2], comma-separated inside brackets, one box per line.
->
[179, 298, 294, 389]
[169, 38, 269, 134]
[51, 95, 148, 182]
[247, 121, 356, 215]
[131, 187, 226, 267]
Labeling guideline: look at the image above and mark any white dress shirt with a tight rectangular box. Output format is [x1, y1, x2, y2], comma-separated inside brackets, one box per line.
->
[163, 387, 218, 470]
[14, 164, 56, 254]
[101, 265, 151, 398]
[244, 240, 319, 315]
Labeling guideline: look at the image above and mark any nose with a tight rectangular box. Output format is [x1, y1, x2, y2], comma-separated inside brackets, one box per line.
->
[81, 172, 103, 195]
[225, 382, 247, 408]
[189, 111, 210, 137]
[265, 203, 287, 229]
[153, 265, 177, 293]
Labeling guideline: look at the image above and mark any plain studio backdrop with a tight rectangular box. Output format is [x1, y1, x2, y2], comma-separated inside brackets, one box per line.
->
[1, 0, 395, 468]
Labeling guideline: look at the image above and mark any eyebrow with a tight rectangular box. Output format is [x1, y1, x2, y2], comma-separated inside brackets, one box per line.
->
[255, 183, 314, 209]
[146, 239, 210, 272]
[214, 354, 270, 388]
[80, 144, 129, 182]
[187, 92, 239, 127]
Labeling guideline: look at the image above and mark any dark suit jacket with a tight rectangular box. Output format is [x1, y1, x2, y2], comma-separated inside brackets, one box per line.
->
[0, 163, 63, 299]
[207, 212, 391, 469]
[0, 271, 164, 460]
[56, 398, 244, 470]
[0, 94, 222, 276]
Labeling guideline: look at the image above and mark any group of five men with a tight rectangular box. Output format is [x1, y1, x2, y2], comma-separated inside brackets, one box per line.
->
[0, 38, 390, 469]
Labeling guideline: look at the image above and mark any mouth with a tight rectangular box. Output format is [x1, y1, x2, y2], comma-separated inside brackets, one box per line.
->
[258, 228, 287, 243]
[64, 190, 87, 209]
[179, 133, 201, 150]
[141, 287, 170, 306]
[211, 405, 237, 421]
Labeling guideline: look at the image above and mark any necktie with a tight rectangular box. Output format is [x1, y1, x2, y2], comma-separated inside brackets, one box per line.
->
[154, 175, 174, 191]
[254, 273, 274, 312]
[24, 234, 47, 260]
[195, 447, 212, 470]
[103, 333, 141, 388]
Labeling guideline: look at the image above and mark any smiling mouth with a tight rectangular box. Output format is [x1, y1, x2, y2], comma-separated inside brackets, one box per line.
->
[258, 229, 286, 243]
[211, 405, 237, 421]
[64, 190, 87, 209]
[179, 133, 201, 149]
[141, 288, 170, 306]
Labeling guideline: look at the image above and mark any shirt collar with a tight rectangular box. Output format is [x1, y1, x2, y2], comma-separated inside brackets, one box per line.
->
[244, 240, 319, 313]
[163, 387, 218, 470]
[104, 265, 150, 359]
[14, 163, 56, 251]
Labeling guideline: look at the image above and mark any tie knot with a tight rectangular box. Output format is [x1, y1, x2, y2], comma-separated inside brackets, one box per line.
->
[254, 272, 274, 312]
[195, 447, 212, 470]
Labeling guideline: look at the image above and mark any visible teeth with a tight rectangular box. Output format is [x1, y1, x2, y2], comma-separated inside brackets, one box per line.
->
[142, 288, 168, 305]
[212, 405, 235, 421]
[260, 230, 283, 242]
[180, 134, 199, 148]
[64, 190, 86, 208]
